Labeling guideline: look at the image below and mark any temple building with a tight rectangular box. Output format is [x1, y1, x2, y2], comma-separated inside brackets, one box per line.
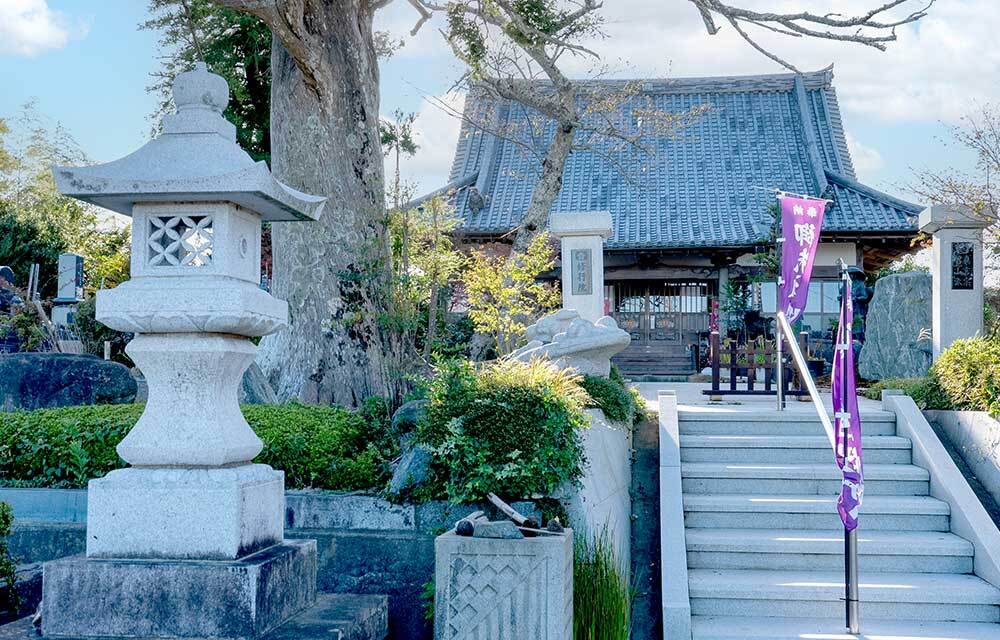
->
[427, 68, 923, 376]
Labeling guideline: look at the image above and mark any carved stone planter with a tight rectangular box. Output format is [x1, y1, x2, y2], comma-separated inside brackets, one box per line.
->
[434, 529, 573, 639]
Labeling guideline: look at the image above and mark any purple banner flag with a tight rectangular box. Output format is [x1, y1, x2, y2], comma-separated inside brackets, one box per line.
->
[778, 195, 826, 324]
[832, 279, 864, 531]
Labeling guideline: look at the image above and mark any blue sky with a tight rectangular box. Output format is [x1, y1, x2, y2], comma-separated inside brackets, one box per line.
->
[2, 0, 995, 202]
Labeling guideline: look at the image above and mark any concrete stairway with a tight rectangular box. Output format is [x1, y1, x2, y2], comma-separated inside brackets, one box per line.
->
[678, 408, 1000, 639]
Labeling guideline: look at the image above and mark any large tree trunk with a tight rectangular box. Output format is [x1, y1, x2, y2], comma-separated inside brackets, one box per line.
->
[511, 122, 575, 253]
[256, 3, 394, 407]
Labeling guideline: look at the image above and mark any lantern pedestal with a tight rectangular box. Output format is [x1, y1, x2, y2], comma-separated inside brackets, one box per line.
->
[86, 464, 285, 560]
[40, 540, 317, 639]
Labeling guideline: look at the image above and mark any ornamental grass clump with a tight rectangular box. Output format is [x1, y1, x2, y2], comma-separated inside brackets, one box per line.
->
[418, 358, 590, 503]
[573, 527, 632, 640]
[931, 335, 1000, 418]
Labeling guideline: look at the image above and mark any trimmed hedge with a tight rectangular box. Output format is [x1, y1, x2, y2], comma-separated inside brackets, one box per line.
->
[0, 402, 397, 491]
[417, 358, 590, 503]
[861, 336, 1000, 418]
[861, 376, 953, 410]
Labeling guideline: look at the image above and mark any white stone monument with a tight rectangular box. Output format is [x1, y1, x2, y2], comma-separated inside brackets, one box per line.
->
[50, 252, 83, 327]
[45, 63, 327, 639]
[550, 211, 613, 323]
[919, 204, 995, 359]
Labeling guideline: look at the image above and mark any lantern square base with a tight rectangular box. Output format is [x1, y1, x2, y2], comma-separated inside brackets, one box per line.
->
[41, 540, 317, 640]
[86, 464, 284, 560]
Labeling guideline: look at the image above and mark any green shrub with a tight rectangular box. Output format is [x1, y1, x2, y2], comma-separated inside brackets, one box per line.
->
[0, 403, 397, 491]
[861, 376, 953, 410]
[579, 367, 647, 427]
[574, 527, 632, 640]
[418, 358, 589, 503]
[0, 502, 17, 618]
[932, 336, 1000, 417]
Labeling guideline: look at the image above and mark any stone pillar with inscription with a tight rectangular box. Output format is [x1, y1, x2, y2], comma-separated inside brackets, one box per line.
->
[42, 63, 339, 640]
[919, 204, 995, 360]
[551, 211, 613, 323]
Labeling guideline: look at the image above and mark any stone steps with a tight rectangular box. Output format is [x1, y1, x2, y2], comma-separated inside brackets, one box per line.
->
[668, 404, 1000, 638]
[679, 412, 897, 436]
[688, 569, 1000, 622]
[680, 435, 912, 464]
[680, 462, 930, 496]
[683, 494, 952, 531]
[686, 529, 973, 573]
[691, 616, 1000, 639]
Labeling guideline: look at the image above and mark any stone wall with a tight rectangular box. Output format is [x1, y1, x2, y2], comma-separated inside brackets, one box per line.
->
[859, 272, 933, 380]
[1, 490, 540, 640]
[925, 410, 1000, 510]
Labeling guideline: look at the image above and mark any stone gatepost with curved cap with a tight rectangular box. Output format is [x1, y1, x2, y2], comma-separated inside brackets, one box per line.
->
[39, 63, 344, 639]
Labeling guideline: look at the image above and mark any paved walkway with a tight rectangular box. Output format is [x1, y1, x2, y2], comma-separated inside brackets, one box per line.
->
[633, 381, 886, 414]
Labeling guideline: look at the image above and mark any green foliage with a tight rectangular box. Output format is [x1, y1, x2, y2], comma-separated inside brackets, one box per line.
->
[574, 526, 632, 640]
[0, 202, 65, 297]
[417, 358, 589, 503]
[0, 502, 17, 618]
[861, 377, 953, 410]
[579, 368, 645, 426]
[0, 303, 51, 352]
[0, 109, 131, 296]
[447, 5, 488, 72]
[932, 336, 1000, 417]
[874, 255, 929, 283]
[0, 403, 397, 491]
[72, 297, 131, 364]
[421, 579, 435, 622]
[464, 233, 561, 354]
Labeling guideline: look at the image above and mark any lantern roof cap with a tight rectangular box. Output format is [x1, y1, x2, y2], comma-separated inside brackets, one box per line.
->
[52, 62, 325, 222]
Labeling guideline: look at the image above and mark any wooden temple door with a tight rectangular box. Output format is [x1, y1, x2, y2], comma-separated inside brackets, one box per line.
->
[610, 280, 715, 376]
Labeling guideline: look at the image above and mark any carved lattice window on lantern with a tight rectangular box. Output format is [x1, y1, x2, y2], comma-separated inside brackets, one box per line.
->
[147, 215, 214, 267]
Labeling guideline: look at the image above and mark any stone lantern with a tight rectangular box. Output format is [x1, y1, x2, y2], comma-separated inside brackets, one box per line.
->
[45, 63, 325, 639]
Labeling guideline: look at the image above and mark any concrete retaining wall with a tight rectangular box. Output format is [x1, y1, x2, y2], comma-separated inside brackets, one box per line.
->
[1, 489, 540, 640]
[559, 408, 633, 563]
[925, 410, 1000, 509]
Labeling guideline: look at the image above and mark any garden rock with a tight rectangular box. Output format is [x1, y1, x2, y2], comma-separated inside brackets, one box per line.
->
[0, 353, 137, 411]
[389, 443, 434, 496]
[859, 272, 933, 380]
[391, 399, 427, 435]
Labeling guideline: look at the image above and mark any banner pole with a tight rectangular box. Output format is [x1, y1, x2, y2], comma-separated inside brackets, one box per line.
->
[775, 320, 783, 411]
[839, 261, 860, 634]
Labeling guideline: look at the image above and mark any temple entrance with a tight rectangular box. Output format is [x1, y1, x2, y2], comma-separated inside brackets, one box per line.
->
[609, 280, 715, 376]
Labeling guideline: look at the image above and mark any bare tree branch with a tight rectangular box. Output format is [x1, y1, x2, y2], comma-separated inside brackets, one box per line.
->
[689, 0, 934, 70]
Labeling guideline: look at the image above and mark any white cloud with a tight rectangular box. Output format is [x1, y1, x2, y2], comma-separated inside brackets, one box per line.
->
[845, 133, 885, 181]
[386, 91, 466, 195]
[0, 0, 85, 57]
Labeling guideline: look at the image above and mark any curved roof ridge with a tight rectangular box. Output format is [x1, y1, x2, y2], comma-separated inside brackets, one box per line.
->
[479, 67, 835, 94]
[825, 169, 923, 214]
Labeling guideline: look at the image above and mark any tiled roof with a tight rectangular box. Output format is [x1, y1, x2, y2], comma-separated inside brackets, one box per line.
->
[445, 68, 922, 249]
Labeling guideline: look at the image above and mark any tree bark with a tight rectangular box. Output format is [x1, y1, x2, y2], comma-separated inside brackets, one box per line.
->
[256, 1, 394, 407]
[511, 122, 575, 253]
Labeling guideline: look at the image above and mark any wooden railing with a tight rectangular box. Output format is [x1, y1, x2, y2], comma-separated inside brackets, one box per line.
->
[701, 331, 810, 398]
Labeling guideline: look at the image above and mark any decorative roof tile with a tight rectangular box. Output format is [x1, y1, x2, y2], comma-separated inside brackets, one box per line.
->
[445, 68, 920, 248]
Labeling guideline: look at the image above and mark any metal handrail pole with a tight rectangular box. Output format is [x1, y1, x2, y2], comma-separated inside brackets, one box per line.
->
[775, 318, 784, 411]
[775, 311, 835, 451]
